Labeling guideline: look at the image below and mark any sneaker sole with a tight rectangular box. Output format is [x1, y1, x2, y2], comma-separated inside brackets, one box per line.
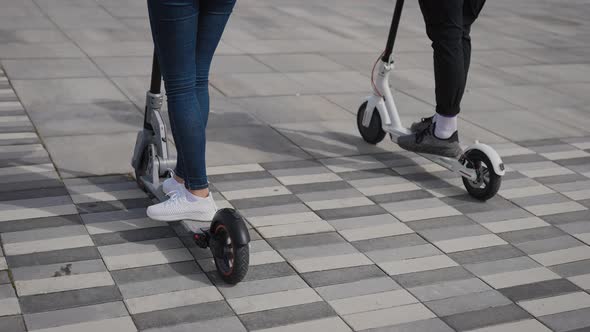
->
[398, 140, 462, 158]
[147, 210, 216, 222]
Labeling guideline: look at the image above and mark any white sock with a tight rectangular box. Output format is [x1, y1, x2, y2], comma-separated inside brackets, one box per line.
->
[434, 114, 457, 139]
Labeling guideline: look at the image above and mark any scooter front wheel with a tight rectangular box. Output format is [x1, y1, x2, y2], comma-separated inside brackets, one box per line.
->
[462, 149, 501, 201]
[357, 101, 386, 144]
[211, 216, 250, 284]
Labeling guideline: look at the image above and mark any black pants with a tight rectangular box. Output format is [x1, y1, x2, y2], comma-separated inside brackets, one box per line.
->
[419, 0, 486, 117]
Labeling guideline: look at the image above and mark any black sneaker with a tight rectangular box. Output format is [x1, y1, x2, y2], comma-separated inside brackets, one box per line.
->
[397, 122, 463, 158]
[409, 116, 433, 133]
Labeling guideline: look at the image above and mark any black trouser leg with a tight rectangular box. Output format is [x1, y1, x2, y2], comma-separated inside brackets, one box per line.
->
[419, 0, 485, 117]
[462, 0, 486, 88]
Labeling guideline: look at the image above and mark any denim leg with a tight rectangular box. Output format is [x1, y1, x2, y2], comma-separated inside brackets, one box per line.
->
[195, 0, 237, 128]
[147, 0, 209, 190]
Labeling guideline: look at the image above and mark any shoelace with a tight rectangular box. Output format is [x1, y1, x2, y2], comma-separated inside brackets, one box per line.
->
[164, 190, 186, 210]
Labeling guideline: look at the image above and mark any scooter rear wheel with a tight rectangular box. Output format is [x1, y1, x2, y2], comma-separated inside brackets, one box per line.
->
[212, 223, 249, 284]
[462, 149, 501, 201]
[357, 101, 386, 144]
[134, 146, 150, 192]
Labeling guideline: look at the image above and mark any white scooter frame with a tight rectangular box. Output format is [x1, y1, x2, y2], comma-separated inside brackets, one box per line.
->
[358, 0, 505, 200]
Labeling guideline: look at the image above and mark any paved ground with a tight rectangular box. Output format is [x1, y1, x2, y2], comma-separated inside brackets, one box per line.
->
[1, 0, 590, 331]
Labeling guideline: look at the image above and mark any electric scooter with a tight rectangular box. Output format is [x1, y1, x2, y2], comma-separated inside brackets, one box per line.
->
[358, 0, 505, 201]
[131, 52, 250, 284]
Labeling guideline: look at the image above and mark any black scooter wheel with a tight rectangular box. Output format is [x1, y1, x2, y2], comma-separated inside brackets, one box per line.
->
[212, 222, 249, 284]
[357, 101, 386, 144]
[134, 146, 150, 192]
[462, 149, 501, 201]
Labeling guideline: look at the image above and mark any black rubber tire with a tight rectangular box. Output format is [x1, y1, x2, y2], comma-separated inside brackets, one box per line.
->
[134, 147, 150, 192]
[462, 149, 501, 201]
[357, 101, 386, 145]
[213, 224, 249, 284]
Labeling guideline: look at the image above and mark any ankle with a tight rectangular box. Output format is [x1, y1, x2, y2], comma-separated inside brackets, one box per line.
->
[173, 174, 185, 184]
[188, 188, 209, 198]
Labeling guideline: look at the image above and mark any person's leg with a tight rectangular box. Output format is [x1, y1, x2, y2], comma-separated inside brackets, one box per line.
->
[194, 0, 236, 129]
[462, 0, 486, 87]
[147, 0, 208, 194]
[146, 0, 218, 222]
[398, 0, 464, 157]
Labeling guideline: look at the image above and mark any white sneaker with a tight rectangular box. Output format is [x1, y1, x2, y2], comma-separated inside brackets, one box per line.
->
[147, 189, 217, 222]
[162, 176, 183, 195]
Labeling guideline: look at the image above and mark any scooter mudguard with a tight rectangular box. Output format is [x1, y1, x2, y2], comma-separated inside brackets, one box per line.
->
[464, 142, 506, 176]
[211, 208, 251, 246]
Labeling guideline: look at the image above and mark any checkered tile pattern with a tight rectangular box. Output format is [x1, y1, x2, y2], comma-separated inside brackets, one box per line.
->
[2, 66, 590, 332]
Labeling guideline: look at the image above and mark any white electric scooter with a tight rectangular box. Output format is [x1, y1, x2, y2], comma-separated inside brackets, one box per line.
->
[131, 53, 250, 284]
[358, 0, 504, 201]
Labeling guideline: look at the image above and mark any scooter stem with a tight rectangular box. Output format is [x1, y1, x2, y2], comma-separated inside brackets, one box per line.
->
[382, 0, 405, 63]
[150, 52, 162, 94]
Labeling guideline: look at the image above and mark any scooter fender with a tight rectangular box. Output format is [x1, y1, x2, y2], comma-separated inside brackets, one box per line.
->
[363, 95, 391, 127]
[211, 208, 251, 246]
[464, 142, 506, 176]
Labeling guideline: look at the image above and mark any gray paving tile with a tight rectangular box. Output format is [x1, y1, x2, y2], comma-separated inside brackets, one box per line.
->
[353, 233, 426, 253]
[543, 210, 590, 225]
[237, 262, 297, 283]
[393, 266, 473, 289]
[267, 232, 344, 250]
[43, 132, 139, 178]
[0, 271, 10, 284]
[229, 194, 301, 210]
[132, 300, 234, 331]
[91, 226, 175, 246]
[442, 304, 532, 331]
[370, 189, 433, 204]
[448, 245, 526, 265]
[216, 275, 308, 299]
[239, 301, 336, 331]
[316, 276, 400, 301]
[361, 318, 454, 332]
[301, 265, 386, 288]
[408, 277, 492, 302]
[1, 58, 102, 79]
[12, 78, 127, 107]
[499, 278, 581, 302]
[0, 214, 81, 234]
[539, 307, 590, 332]
[499, 226, 566, 244]
[0, 315, 26, 332]
[76, 198, 152, 214]
[11, 259, 106, 281]
[550, 260, 590, 278]
[6, 246, 101, 268]
[234, 95, 350, 124]
[316, 204, 389, 221]
[516, 235, 582, 255]
[0, 42, 84, 58]
[405, 215, 474, 232]
[209, 171, 272, 184]
[425, 290, 512, 317]
[24, 301, 128, 330]
[19, 285, 122, 314]
[286, 181, 352, 195]
[25, 102, 142, 137]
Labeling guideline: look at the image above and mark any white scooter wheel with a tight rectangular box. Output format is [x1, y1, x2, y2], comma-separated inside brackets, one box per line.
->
[357, 101, 386, 144]
[462, 149, 502, 201]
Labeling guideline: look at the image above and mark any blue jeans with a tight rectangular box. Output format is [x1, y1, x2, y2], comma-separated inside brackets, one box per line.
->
[147, 0, 235, 190]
